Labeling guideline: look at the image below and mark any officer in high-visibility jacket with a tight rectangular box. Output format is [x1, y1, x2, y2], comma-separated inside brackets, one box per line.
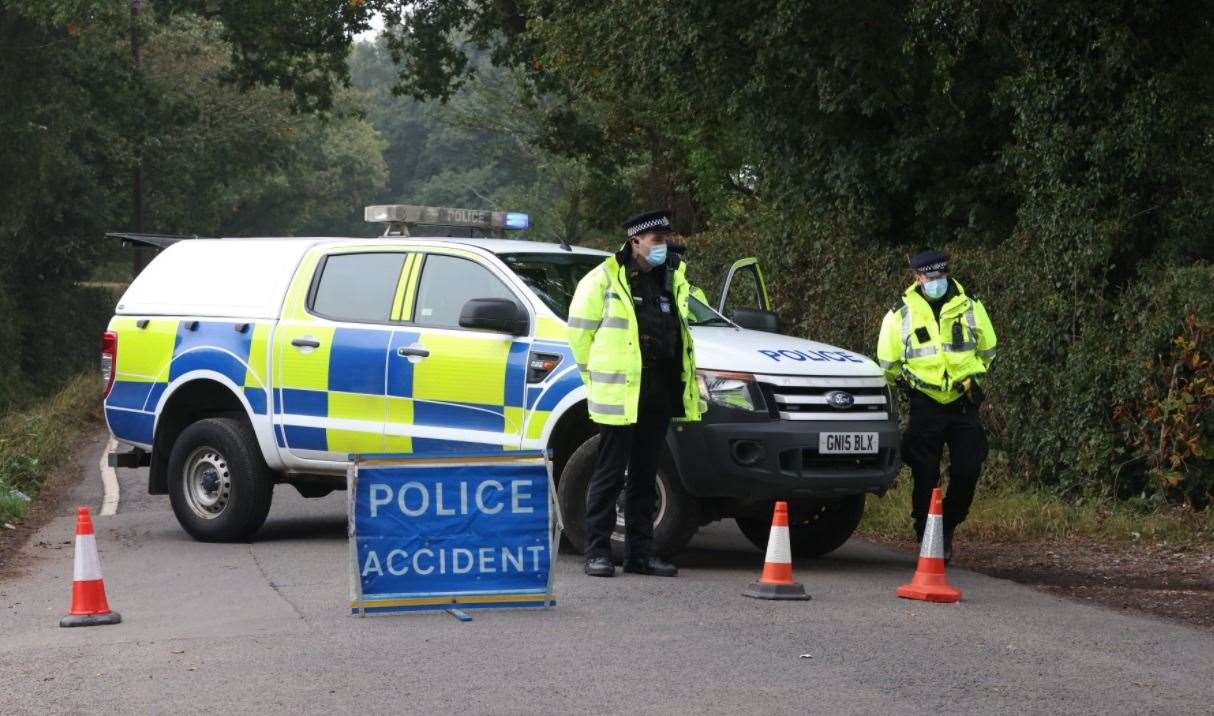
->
[877, 250, 997, 562]
[567, 210, 702, 578]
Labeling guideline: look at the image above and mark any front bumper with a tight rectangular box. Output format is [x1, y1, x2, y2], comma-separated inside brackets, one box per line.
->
[668, 408, 901, 500]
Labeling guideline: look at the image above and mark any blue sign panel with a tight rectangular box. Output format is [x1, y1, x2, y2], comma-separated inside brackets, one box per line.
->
[348, 452, 557, 615]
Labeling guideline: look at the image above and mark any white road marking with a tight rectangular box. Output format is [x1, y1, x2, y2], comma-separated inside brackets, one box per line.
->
[99, 437, 120, 516]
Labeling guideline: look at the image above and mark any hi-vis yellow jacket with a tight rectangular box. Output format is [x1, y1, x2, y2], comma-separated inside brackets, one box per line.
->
[568, 250, 701, 425]
[876, 280, 997, 404]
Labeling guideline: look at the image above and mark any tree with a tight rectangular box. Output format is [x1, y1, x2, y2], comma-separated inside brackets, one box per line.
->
[348, 37, 630, 246]
[0, 4, 387, 405]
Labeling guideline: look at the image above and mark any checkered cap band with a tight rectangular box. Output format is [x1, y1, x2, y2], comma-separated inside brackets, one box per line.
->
[626, 216, 672, 237]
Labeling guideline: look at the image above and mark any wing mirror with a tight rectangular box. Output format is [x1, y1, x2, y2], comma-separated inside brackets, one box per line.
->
[731, 308, 781, 333]
[459, 298, 529, 335]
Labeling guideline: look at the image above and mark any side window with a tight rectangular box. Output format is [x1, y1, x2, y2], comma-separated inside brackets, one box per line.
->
[311, 252, 407, 322]
[413, 254, 516, 328]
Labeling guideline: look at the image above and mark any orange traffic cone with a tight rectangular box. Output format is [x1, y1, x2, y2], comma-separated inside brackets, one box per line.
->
[897, 488, 961, 603]
[60, 507, 122, 627]
[743, 501, 811, 601]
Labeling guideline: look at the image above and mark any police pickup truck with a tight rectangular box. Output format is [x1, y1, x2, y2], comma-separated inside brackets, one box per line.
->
[104, 205, 899, 559]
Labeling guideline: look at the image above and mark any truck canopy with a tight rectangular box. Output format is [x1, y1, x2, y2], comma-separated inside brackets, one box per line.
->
[116, 239, 319, 319]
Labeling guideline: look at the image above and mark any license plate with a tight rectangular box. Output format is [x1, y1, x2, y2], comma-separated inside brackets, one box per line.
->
[818, 432, 878, 454]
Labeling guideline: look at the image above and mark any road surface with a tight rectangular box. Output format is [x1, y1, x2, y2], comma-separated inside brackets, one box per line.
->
[1, 432, 1211, 714]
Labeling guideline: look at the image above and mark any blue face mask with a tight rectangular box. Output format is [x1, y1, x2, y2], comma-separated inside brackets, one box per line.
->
[645, 243, 667, 268]
[923, 277, 948, 300]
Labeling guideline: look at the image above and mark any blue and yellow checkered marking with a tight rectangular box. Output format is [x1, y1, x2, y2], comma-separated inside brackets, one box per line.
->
[170, 320, 254, 385]
[386, 330, 423, 398]
[273, 326, 394, 455]
[329, 328, 391, 394]
[505, 341, 529, 408]
[106, 319, 270, 446]
[106, 311, 588, 456]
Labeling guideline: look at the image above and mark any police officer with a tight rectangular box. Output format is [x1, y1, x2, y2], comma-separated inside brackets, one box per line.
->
[567, 210, 702, 578]
[876, 250, 997, 562]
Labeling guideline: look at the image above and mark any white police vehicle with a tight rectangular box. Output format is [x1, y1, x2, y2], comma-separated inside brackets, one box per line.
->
[104, 205, 899, 558]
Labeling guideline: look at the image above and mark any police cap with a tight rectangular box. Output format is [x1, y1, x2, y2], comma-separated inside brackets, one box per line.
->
[909, 249, 949, 277]
[624, 210, 674, 238]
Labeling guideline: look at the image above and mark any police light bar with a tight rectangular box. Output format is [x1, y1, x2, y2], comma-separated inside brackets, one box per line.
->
[364, 204, 529, 237]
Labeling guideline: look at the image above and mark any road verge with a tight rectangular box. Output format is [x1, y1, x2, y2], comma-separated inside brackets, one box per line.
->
[862, 479, 1214, 629]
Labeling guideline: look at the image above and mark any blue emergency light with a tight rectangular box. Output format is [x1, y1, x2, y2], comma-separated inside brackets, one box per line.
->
[505, 212, 530, 230]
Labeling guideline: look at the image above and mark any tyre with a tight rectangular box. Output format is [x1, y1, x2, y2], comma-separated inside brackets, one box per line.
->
[557, 435, 700, 562]
[736, 495, 865, 558]
[167, 417, 274, 542]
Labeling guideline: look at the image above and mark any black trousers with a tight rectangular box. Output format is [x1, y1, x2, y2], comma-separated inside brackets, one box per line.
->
[902, 392, 989, 538]
[584, 371, 674, 560]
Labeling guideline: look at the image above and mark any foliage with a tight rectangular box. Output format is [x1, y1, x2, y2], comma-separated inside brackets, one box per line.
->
[1114, 316, 1214, 506]
[348, 38, 633, 246]
[137, 16, 388, 237]
[0, 374, 100, 525]
[1111, 298, 1214, 508]
[0, 5, 387, 410]
[377, 2, 1214, 257]
[860, 471, 1214, 545]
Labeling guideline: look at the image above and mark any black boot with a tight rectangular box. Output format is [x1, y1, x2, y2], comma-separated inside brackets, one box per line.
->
[623, 556, 678, 577]
[584, 556, 615, 577]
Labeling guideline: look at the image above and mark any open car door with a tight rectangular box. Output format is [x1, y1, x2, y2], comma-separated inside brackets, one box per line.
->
[716, 257, 781, 333]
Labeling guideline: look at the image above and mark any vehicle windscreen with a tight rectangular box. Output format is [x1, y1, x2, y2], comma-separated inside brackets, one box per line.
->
[499, 253, 604, 320]
[498, 252, 732, 326]
[686, 296, 731, 326]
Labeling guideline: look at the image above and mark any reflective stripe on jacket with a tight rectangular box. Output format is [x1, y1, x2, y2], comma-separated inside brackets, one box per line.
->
[567, 252, 701, 425]
[876, 280, 997, 404]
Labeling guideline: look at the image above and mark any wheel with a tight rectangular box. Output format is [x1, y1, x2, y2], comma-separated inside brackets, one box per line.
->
[736, 495, 865, 558]
[557, 434, 700, 562]
[167, 417, 274, 542]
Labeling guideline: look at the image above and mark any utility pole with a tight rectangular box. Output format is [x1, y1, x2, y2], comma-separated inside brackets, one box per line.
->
[130, 0, 144, 277]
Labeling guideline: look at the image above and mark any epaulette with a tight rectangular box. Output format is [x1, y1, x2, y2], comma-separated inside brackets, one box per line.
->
[892, 299, 906, 313]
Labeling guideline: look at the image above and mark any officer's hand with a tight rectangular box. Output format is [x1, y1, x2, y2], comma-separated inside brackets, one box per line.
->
[969, 383, 985, 406]
[958, 378, 985, 406]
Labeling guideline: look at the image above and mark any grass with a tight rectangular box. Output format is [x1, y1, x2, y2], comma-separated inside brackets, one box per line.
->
[860, 470, 1214, 546]
[0, 374, 101, 526]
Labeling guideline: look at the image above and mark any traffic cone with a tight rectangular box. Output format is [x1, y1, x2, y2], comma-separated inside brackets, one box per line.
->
[743, 501, 811, 601]
[60, 506, 122, 627]
[897, 488, 961, 603]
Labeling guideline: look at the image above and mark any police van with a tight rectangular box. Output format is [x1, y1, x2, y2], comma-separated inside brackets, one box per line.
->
[103, 205, 899, 559]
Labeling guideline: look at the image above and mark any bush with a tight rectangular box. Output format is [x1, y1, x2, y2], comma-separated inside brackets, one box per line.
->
[1109, 268, 1214, 507]
[0, 374, 100, 525]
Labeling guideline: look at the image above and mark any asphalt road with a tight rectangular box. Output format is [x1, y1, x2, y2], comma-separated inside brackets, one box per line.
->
[1, 433, 1211, 715]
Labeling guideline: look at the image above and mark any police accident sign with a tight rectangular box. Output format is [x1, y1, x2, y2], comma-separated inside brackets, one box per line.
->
[347, 452, 558, 615]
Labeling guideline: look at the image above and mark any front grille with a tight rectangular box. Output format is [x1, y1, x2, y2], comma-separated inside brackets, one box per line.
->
[755, 375, 890, 421]
[780, 447, 895, 474]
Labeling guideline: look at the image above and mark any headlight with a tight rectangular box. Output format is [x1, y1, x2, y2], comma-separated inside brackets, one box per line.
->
[696, 370, 767, 413]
